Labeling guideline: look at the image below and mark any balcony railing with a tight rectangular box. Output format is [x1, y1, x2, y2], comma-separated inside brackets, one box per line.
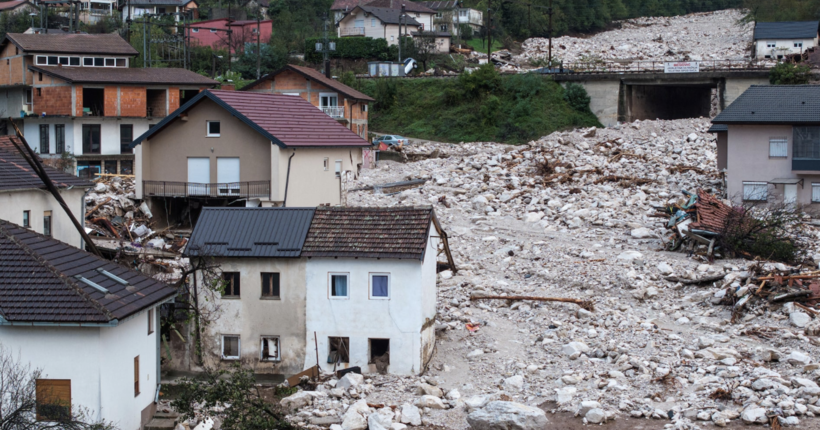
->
[321, 106, 345, 119]
[340, 27, 365, 37]
[143, 180, 270, 198]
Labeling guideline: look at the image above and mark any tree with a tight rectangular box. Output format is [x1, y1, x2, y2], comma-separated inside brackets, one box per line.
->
[412, 31, 440, 71]
[0, 344, 117, 430]
[769, 62, 812, 85]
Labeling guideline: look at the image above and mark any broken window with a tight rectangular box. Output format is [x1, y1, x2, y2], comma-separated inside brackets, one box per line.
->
[35, 379, 71, 421]
[221, 272, 240, 297]
[369, 338, 390, 372]
[743, 182, 768, 202]
[328, 337, 349, 363]
[82, 88, 104, 116]
[261, 273, 280, 298]
[330, 273, 348, 297]
[133, 356, 140, 397]
[261, 336, 280, 361]
[222, 335, 240, 359]
[370, 273, 389, 299]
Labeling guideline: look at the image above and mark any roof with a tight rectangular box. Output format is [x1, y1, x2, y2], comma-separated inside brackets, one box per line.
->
[30, 65, 218, 86]
[132, 90, 372, 148]
[411, 31, 452, 37]
[241, 64, 375, 102]
[707, 123, 728, 133]
[330, 0, 362, 11]
[365, 0, 435, 13]
[754, 21, 819, 40]
[689, 189, 733, 234]
[0, 0, 33, 11]
[355, 5, 422, 26]
[0, 220, 177, 323]
[419, 1, 457, 10]
[712, 85, 820, 125]
[0, 136, 91, 192]
[186, 208, 315, 258]
[126, 0, 196, 6]
[302, 206, 435, 259]
[4, 33, 138, 55]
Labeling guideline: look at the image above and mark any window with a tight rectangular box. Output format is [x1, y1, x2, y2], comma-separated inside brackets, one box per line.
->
[415, 12, 419, 17]
[116, 58, 126, 67]
[133, 356, 140, 396]
[210, 29, 217, 33]
[94, 58, 104, 67]
[459, 9, 467, 16]
[36, 55, 47, 65]
[369, 338, 389, 365]
[391, 35, 394, 41]
[767, 41, 776, 48]
[794, 126, 820, 160]
[47, 56, 57, 65]
[207, 121, 220, 137]
[58, 57, 68, 66]
[23, 210, 30, 228]
[813, 183, 820, 203]
[370, 273, 390, 299]
[222, 335, 240, 359]
[252, 27, 258, 34]
[330, 273, 349, 298]
[82, 125, 101, 154]
[35, 379, 71, 421]
[335, 160, 342, 178]
[55, 124, 64, 154]
[104, 160, 117, 174]
[323, 157, 329, 171]
[221, 272, 240, 297]
[770, 137, 787, 158]
[39, 124, 49, 154]
[795, 42, 804, 48]
[36, 88, 41, 97]
[260, 336, 280, 361]
[147, 308, 154, 334]
[120, 160, 133, 175]
[743, 181, 768, 201]
[83, 57, 94, 66]
[261, 273, 280, 298]
[328, 337, 349, 363]
[361, 104, 367, 113]
[120, 124, 133, 154]
[192, 28, 199, 33]
[435, 12, 442, 18]
[43, 211, 51, 237]
[77, 161, 101, 179]
[38, 72, 42, 81]
[70, 57, 80, 66]
[105, 58, 115, 67]
[354, 19, 364, 28]
[371, 18, 376, 27]
[440, 24, 448, 32]
[25, 89, 32, 104]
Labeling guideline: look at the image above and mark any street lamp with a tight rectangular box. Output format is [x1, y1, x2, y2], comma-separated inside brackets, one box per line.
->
[29, 12, 37, 31]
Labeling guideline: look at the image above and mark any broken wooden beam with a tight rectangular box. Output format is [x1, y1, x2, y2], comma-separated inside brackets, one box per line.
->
[470, 294, 594, 312]
[664, 273, 726, 285]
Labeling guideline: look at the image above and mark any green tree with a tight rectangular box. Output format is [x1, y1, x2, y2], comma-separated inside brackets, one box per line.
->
[769, 62, 812, 84]
[563, 83, 592, 112]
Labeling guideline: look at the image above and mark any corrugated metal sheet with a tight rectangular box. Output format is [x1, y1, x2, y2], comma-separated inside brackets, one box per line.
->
[186, 207, 316, 258]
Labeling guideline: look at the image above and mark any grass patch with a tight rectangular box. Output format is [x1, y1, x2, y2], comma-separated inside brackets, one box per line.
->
[463, 38, 505, 53]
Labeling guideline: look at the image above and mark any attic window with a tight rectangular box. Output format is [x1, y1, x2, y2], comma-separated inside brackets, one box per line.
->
[35, 55, 47, 65]
[96, 267, 129, 285]
[75, 275, 109, 294]
[207, 121, 220, 137]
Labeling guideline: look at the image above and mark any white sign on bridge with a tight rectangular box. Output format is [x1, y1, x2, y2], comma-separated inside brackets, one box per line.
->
[664, 61, 700, 73]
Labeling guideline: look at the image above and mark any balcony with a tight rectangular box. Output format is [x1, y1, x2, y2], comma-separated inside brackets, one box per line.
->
[793, 159, 820, 171]
[321, 106, 345, 119]
[143, 180, 270, 198]
[340, 27, 365, 37]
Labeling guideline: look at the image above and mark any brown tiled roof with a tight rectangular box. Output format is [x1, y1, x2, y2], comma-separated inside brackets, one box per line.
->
[0, 220, 177, 323]
[302, 206, 435, 259]
[242, 64, 374, 102]
[0, 0, 33, 11]
[359, 6, 422, 25]
[366, 0, 435, 13]
[5, 32, 138, 55]
[419, 1, 457, 10]
[689, 189, 734, 233]
[30, 65, 218, 86]
[330, 0, 365, 11]
[0, 136, 91, 191]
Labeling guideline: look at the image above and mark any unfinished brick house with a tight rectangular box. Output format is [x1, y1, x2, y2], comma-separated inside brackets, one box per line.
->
[241, 64, 374, 140]
[0, 32, 217, 178]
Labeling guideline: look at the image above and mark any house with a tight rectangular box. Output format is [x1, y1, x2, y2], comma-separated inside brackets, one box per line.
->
[420, 0, 483, 35]
[183, 206, 453, 376]
[0, 0, 36, 14]
[0, 135, 90, 247]
[411, 30, 452, 53]
[130, 90, 370, 225]
[79, 0, 117, 23]
[120, 0, 198, 20]
[0, 219, 177, 429]
[711, 85, 820, 205]
[753, 21, 819, 59]
[241, 64, 375, 139]
[187, 18, 273, 55]
[337, 5, 421, 43]
[0, 32, 217, 178]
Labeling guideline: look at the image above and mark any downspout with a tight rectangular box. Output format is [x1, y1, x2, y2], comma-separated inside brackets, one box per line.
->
[282, 150, 295, 207]
[81, 186, 91, 249]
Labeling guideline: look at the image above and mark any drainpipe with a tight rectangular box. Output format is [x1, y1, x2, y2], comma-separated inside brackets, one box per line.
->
[282, 150, 295, 207]
[81, 186, 92, 249]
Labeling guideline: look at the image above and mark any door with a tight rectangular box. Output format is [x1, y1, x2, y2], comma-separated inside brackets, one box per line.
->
[187, 158, 210, 196]
[217, 157, 240, 196]
[784, 184, 797, 207]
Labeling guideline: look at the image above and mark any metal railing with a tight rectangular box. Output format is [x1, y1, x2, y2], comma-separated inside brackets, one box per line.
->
[340, 27, 365, 37]
[143, 180, 270, 198]
[321, 106, 345, 119]
[556, 59, 772, 74]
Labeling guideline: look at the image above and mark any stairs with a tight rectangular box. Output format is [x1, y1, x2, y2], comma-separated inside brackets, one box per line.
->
[144, 411, 179, 430]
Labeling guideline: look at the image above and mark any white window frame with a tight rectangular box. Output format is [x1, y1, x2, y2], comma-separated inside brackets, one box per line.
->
[767, 41, 776, 48]
[35, 55, 47, 65]
[812, 183, 820, 203]
[282, 92, 300, 96]
[795, 42, 804, 48]
[210, 29, 217, 33]
[104, 58, 116, 67]
[369, 273, 390, 300]
[147, 308, 154, 335]
[743, 181, 768, 202]
[769, 136, 788, 158]
[371, 18, 376, 27]
[323, 157, 329, 171]
[221, 335, 240, 360]
[335, 160, 342, 178]
[329, 272, 350, 299]
[206, 121, 220, 137]
[260, 336, 281, 361]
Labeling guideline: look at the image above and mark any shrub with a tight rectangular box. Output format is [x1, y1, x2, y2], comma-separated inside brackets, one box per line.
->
[769, 62, 812, 85]
[563, 83, 592, 113]
[717, 203, 804, 263]
[304, 37, 389, 62]
[458, 63, 501, 99]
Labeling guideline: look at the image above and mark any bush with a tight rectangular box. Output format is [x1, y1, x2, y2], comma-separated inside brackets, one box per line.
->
[304, 37, 389, 62]
[718, 203, 804, 263]
[563, 83, 592, 113]
[458, 63, 501, 99]
[769, 62, 812, 85]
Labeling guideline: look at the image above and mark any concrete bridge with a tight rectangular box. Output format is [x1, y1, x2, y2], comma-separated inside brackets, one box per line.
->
[553, 69, 771, 126]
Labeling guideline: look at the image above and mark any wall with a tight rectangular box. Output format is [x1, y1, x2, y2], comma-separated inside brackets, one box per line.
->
[723, 77, 770, 108]
[194, 258, 307, 375]
[0, 187, 86, 248]
[24, 117, 151, 156]
[0, 42, 30, 86]
[31, 73, 72, 116]
[726, 124, 820, 206]
[0, 87, 25, 119]
[755, 38, 818, 59]
[570, 80, 620, 127]
[275, 146, 362, 206]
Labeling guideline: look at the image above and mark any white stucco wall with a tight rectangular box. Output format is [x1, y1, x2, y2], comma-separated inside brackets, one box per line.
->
[0, 187, 86, 247]
[755, 37, 818, 59]
[23, 118, 151, 156]
[0, 306, 160, 430]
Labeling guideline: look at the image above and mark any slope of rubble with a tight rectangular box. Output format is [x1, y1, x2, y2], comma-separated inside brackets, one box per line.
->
[516, 9, 753, 67]
[280, 119, 820, 430]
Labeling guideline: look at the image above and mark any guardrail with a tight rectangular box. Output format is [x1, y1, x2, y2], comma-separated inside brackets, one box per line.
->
[340, 27, 365, 37]
[143, 180, 270, 198]
[321, 106, 345, 119]
[555, 59, 772, 74]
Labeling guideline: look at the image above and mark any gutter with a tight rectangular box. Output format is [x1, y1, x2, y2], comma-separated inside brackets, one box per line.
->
[0, 316, 119, 327]
[282, 150, 295, 207]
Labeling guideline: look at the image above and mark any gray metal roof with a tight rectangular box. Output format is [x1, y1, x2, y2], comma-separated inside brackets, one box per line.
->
[185, 207, 315, 258]
[707, 123, 728, 133]
[712, 85, 820, 125]
[754, 21, 819, 40]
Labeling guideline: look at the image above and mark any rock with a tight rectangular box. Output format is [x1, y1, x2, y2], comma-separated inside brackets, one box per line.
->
[657, 262, 673, 275]
[465, 395, 491, 411]
[585, 408, 606, 424]
[697, 337, 716, 349]
[391, 424, 408, 430]
[415, 383, 443, 398]
[645, 287, 659, 298]
[337, 373, 364, 390]
[446, 389, 461, 400]
[761, 349, 780, 362]
[280, 391, 316, 410]
[94, 182, 107, 192]
[555, 387, 576, 404]
[368, 412, 393, 430]
[525, 212, 544, 223]
[630, 227, 655, 239]
[577, 308, 593, 319]
[341, 413, 367, 430]
[400, 404, 422, 426]
[741, 407, 767, 424]
[562, 341, 590, 359]
[787, 351, 812, 366]
[503, 375, 525, 392]
[790, 312, 811, 328]
[415, 395, 446, 409]
[466, 401, 548, 430]
[577, 401, 601, 416]
[617, 250, 643, 261]
[467, 349, 485, 358]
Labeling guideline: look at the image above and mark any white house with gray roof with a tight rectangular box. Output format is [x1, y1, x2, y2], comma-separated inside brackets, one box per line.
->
[753, 20, 819, 59]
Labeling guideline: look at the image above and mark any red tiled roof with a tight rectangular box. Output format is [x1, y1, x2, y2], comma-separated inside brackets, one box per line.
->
[689, 189, 735, 233]
[31, 65, 218, 86]
[5, 32, 138, 55]
[0, 136, 91, 191]
[331, 0, 364, 11]
[0, 0, 32, 11]
[366, 0, 435, 13]
[243, 64, 374, 102]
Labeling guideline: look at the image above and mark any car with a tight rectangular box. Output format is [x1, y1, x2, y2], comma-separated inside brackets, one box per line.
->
[374, 135, 409, 147]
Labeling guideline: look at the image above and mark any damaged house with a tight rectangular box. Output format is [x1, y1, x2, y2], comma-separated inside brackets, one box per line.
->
[181, 206, 453, 376]
[712, 85, 820, 206]
[130, 90, 370, 226]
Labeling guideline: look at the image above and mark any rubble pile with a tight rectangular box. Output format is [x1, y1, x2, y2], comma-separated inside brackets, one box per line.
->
[516, 9, 755, 68]
[294, 117, 820, 429]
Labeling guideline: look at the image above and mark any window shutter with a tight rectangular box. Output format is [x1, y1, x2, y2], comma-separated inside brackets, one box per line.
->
[813, 184, 820, 203]
[134, 356, 140, 396]
[769, 137, 787, 157]
[36, 379, 71, 421]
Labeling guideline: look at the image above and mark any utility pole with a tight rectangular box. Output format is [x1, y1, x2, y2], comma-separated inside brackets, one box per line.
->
[547, 0, 554, 67]
[256, 5, 261, 80]
[143, 16, 147, 67]
[398, 3, 405, 63]
[317, 14, 336, 78]
[486, 5, 491, 60]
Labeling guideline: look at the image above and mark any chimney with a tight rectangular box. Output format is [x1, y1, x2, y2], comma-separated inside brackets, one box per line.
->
[220, 84, 236, 91]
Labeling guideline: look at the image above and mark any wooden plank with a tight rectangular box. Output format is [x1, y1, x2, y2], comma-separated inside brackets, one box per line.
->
[286, 365, 319, 387]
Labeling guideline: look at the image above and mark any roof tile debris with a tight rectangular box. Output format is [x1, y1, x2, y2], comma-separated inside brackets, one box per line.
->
[5, 32, 139, 55]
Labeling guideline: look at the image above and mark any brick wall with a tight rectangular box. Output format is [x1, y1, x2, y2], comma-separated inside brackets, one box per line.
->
[104, 86, 118, 116]
[147, 89, 166, 118]
[74, 85, 83, 116]
[168, 87, 180, 112]
[0, 43, 26, 86]
[244, 80, 273, 91]
[120, 86, 146, 117]
[33, 86, 72, 116]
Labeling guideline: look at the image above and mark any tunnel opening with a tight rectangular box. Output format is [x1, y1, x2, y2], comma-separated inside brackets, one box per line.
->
[623, 84, 714, 122]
